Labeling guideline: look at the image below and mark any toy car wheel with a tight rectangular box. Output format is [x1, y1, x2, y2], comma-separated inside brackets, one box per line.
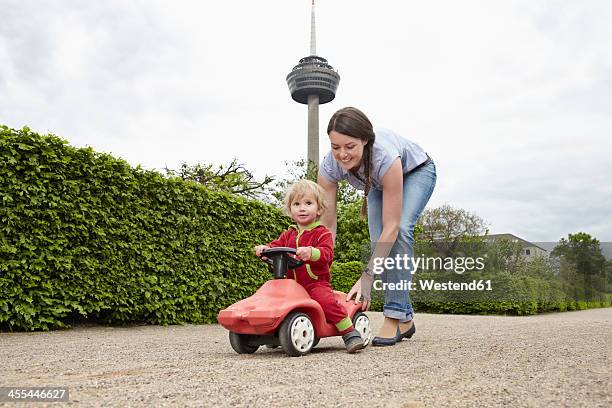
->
[279, 312, 315, 357]
[312, 337, 320, 348]
[229, 332, 259, 354]
[352, 311, 372, 347]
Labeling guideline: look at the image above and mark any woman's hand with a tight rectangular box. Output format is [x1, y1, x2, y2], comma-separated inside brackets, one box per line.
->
[346, 271, 374, 311]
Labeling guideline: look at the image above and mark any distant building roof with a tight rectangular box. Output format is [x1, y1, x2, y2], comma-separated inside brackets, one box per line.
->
[485, 233, 547, 252]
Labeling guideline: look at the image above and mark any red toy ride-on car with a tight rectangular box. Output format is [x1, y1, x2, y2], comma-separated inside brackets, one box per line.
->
[217, 247, 372, 356]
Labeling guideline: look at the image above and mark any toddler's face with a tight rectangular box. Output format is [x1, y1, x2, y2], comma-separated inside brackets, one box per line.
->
[290, 192, 320, 228]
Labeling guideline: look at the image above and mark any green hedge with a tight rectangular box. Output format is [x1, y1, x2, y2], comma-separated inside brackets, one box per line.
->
[3, 125, 609, 331]
[330, 261, 612, 315]
[330, 261, 384, 311]
[412, 271, 611, 315]
[0, 126, 289, 330]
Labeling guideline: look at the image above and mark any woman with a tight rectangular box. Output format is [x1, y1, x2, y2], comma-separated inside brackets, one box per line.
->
[317, 107, 436, 346]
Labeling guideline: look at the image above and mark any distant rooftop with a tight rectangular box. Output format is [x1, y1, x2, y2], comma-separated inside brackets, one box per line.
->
[485, 233, 548, 251]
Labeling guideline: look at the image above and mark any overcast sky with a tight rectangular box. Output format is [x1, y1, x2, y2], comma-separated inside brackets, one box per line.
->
[1, 0, 611, 242]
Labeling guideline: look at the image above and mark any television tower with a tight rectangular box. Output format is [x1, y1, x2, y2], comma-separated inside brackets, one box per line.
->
[286, 0, 340, 167]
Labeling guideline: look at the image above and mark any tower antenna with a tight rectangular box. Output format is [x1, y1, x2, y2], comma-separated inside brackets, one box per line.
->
[310, 0, 316, 55]
[286, 1, 341, 167]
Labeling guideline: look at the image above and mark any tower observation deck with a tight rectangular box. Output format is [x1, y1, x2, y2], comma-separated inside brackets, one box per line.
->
[286, 0, 340, 166]
[286, 55, 340, 104]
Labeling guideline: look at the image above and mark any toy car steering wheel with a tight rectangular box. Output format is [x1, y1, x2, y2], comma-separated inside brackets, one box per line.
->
[261, 247, 304, 279]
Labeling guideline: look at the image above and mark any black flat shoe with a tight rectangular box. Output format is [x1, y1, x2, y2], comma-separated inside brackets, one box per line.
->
[396, 322, 416, 341]
[372, 328, 400, 346]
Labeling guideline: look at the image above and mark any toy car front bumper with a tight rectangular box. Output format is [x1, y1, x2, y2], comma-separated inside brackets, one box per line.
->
[217, 309, 281, 335]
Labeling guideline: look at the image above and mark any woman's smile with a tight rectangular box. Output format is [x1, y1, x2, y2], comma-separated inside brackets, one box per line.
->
[328, 130, 367, 170]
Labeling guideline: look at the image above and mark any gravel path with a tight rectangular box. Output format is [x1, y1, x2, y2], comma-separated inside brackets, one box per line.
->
[1, 308, 610, 407]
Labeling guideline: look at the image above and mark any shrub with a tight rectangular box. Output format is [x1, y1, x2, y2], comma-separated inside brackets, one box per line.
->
[0, 125, 289, 330]
[330, 261, 384, 311]
[328, 260, 611, 316]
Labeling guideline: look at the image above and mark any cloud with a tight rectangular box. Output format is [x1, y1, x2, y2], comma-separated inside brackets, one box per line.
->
[1, 0, 611, 241]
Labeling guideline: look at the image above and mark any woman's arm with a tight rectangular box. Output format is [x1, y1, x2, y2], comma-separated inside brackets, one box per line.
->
[347, 158, 403, 309]
[367, 158, 403, 269]
[317, 174, 338, 243]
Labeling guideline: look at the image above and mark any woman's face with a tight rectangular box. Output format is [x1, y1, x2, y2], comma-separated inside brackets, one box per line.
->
[328, 131, 368, 171]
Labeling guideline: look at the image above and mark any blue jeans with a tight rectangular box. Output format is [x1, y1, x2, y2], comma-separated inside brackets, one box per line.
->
[367, 160, 436, 322]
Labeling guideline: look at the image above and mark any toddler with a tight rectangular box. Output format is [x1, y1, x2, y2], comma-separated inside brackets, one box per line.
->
[254, 180, 365, 353]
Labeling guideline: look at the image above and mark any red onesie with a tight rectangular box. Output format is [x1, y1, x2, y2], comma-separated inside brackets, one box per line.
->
[268, 221, 353, 334]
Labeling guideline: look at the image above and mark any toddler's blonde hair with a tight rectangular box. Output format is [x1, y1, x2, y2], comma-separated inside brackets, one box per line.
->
[283, 179, 328, 217]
